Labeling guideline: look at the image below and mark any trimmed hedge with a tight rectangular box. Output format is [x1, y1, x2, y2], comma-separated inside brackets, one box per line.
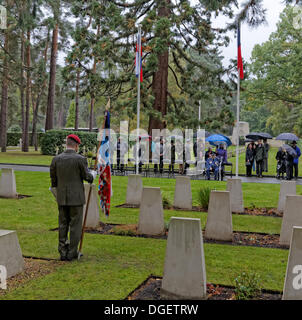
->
[41, 130, 98, 155]
[7, 132, 44, 147]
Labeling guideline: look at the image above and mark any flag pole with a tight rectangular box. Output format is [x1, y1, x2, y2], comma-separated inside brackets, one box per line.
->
[236, 68, 240, 178]
[136, 25, 141, 175]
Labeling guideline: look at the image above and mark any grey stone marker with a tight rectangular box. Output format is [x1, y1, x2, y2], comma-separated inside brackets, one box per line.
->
[83, 184, 100, 228]
[161, 217, 207, 300]
[138, 187, 165, 236]
[173, 176, 192, 210]
[278, 181, 296, 212]
[226, 178, 244, 213]
[205, 191, 233, 241]
[283, 227, 302, 300]
[0, 230, 24, 278]
[0, 168, 18, 198]
[126, 174, 143, 206]
[280, 195, 302, 246]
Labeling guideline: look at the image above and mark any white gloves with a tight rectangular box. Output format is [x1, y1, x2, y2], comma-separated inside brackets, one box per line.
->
[90, 170, 97, 180]
[49, 187, 57, 199]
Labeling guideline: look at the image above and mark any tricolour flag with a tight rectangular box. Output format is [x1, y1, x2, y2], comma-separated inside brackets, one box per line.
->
[135, 32, 143, 82]
[237, 23, 244, 80]
[97, 100, 111, 217]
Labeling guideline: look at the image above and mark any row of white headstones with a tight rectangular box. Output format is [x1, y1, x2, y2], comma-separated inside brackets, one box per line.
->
[125, 175, 302, 300]
[0, 169, 301, 299]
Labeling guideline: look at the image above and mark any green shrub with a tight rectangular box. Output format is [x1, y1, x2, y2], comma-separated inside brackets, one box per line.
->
[234, 271, 262, 300]
[197, 186, 211, 210]
[6, 132, 44, 147]
[40, 130, 98, 155]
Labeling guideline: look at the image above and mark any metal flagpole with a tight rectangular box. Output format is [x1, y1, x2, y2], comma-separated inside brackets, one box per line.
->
[236, 69, 240, 178]
[136, 25, 141, 175]
[198, 100, 201, 130]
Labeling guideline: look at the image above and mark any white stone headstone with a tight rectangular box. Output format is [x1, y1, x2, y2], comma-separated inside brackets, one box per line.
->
[0, 168, 18, 198]
[138, 187, 165, 236]
[83, 184, 100, 228]
[226, 178, 244, 213]
[0, 230, 24, 278]
[280, 195, 302, 246]
[205, 191, 233, 241]
[173, 176, 192, 210]
[126, 174, 143, 206]
[161, 217, 207, 300]
[283, 227, 302, 300]
[278, 181, 296, 212]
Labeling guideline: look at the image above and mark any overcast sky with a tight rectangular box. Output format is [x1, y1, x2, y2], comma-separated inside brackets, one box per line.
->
[208, 0, 286, 66]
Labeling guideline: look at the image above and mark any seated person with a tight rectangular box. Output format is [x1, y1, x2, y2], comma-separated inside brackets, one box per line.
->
[206, 153, 219, 180]
[205, 147, 213, 162]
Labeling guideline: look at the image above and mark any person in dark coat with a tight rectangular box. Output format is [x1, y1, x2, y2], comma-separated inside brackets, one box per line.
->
[245, 143, 254, 177]
[169, 139, 176, 174]
[50, 134, 96, 261]
[263, 138, 270, 172]
[276, 147, 286, 179]
[285, 150, 294, 180]
[255, 139, 265, 178]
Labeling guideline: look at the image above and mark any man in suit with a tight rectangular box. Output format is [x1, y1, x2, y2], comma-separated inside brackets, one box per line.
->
[50, 134, 97, 261]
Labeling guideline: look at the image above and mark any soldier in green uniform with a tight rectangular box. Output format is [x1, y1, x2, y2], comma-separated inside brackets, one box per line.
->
[50, 134, 97, 261]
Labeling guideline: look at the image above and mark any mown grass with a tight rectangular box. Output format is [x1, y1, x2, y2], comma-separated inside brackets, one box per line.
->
[0, 171, 295, 298]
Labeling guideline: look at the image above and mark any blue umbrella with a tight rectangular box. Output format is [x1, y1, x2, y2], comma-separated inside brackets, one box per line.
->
[206, 134, 232, 147]
[276, 133, 299, 142]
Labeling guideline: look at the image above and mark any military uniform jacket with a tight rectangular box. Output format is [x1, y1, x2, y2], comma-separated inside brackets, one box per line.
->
[50, 149, 94, 206]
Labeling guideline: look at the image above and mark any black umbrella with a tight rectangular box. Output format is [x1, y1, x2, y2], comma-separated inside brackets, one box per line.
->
[276, 133, 299, 142]
[244, 138, 256, 143]
[246, 132, 273, 140]
[282, 144, 298, 158]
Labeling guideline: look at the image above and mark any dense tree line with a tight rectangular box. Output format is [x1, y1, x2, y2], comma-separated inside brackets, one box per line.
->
[2, 0, 299, 152]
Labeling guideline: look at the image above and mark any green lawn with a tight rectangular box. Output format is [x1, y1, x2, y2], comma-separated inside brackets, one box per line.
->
[0, 171, 295, 298]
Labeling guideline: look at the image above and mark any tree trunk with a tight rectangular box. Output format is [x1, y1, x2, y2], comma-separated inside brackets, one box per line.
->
[57, 87, 65, 128]
[0, 29, 9, 152]
[45, 23, 59, 131]
[31, 31, 49, 149]
[148, 2, 170, 135]
[89, 96, 95, 132]
[88, 25, 100, 132]
[23, 30, 31, 152]
[75, 69, 80, 130]
[20, 32, 25, 149]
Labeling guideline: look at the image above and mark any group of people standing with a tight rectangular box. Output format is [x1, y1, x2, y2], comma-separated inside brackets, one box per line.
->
[276, 141, 301, 180]
[245, 139, 301, 180]
[245, 139, 269, 178]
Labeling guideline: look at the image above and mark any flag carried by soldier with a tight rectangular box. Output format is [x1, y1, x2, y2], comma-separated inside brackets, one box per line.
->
[96, 99, 112, 217]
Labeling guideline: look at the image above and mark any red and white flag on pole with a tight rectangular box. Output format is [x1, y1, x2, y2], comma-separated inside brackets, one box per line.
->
[135, 31, 143, 82]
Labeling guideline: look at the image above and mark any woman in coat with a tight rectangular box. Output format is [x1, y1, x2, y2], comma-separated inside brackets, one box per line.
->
[246, 143, 254, 177]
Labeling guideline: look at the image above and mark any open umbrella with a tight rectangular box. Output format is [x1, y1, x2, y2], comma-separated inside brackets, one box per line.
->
[206, 134, 232, 147]
[246, 132, 273, 140]
[276, 133, 299, 141]
[282, 144, 298, 158]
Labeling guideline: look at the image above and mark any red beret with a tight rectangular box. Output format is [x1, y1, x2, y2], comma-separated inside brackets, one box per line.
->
[67, 134, 81, 144]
